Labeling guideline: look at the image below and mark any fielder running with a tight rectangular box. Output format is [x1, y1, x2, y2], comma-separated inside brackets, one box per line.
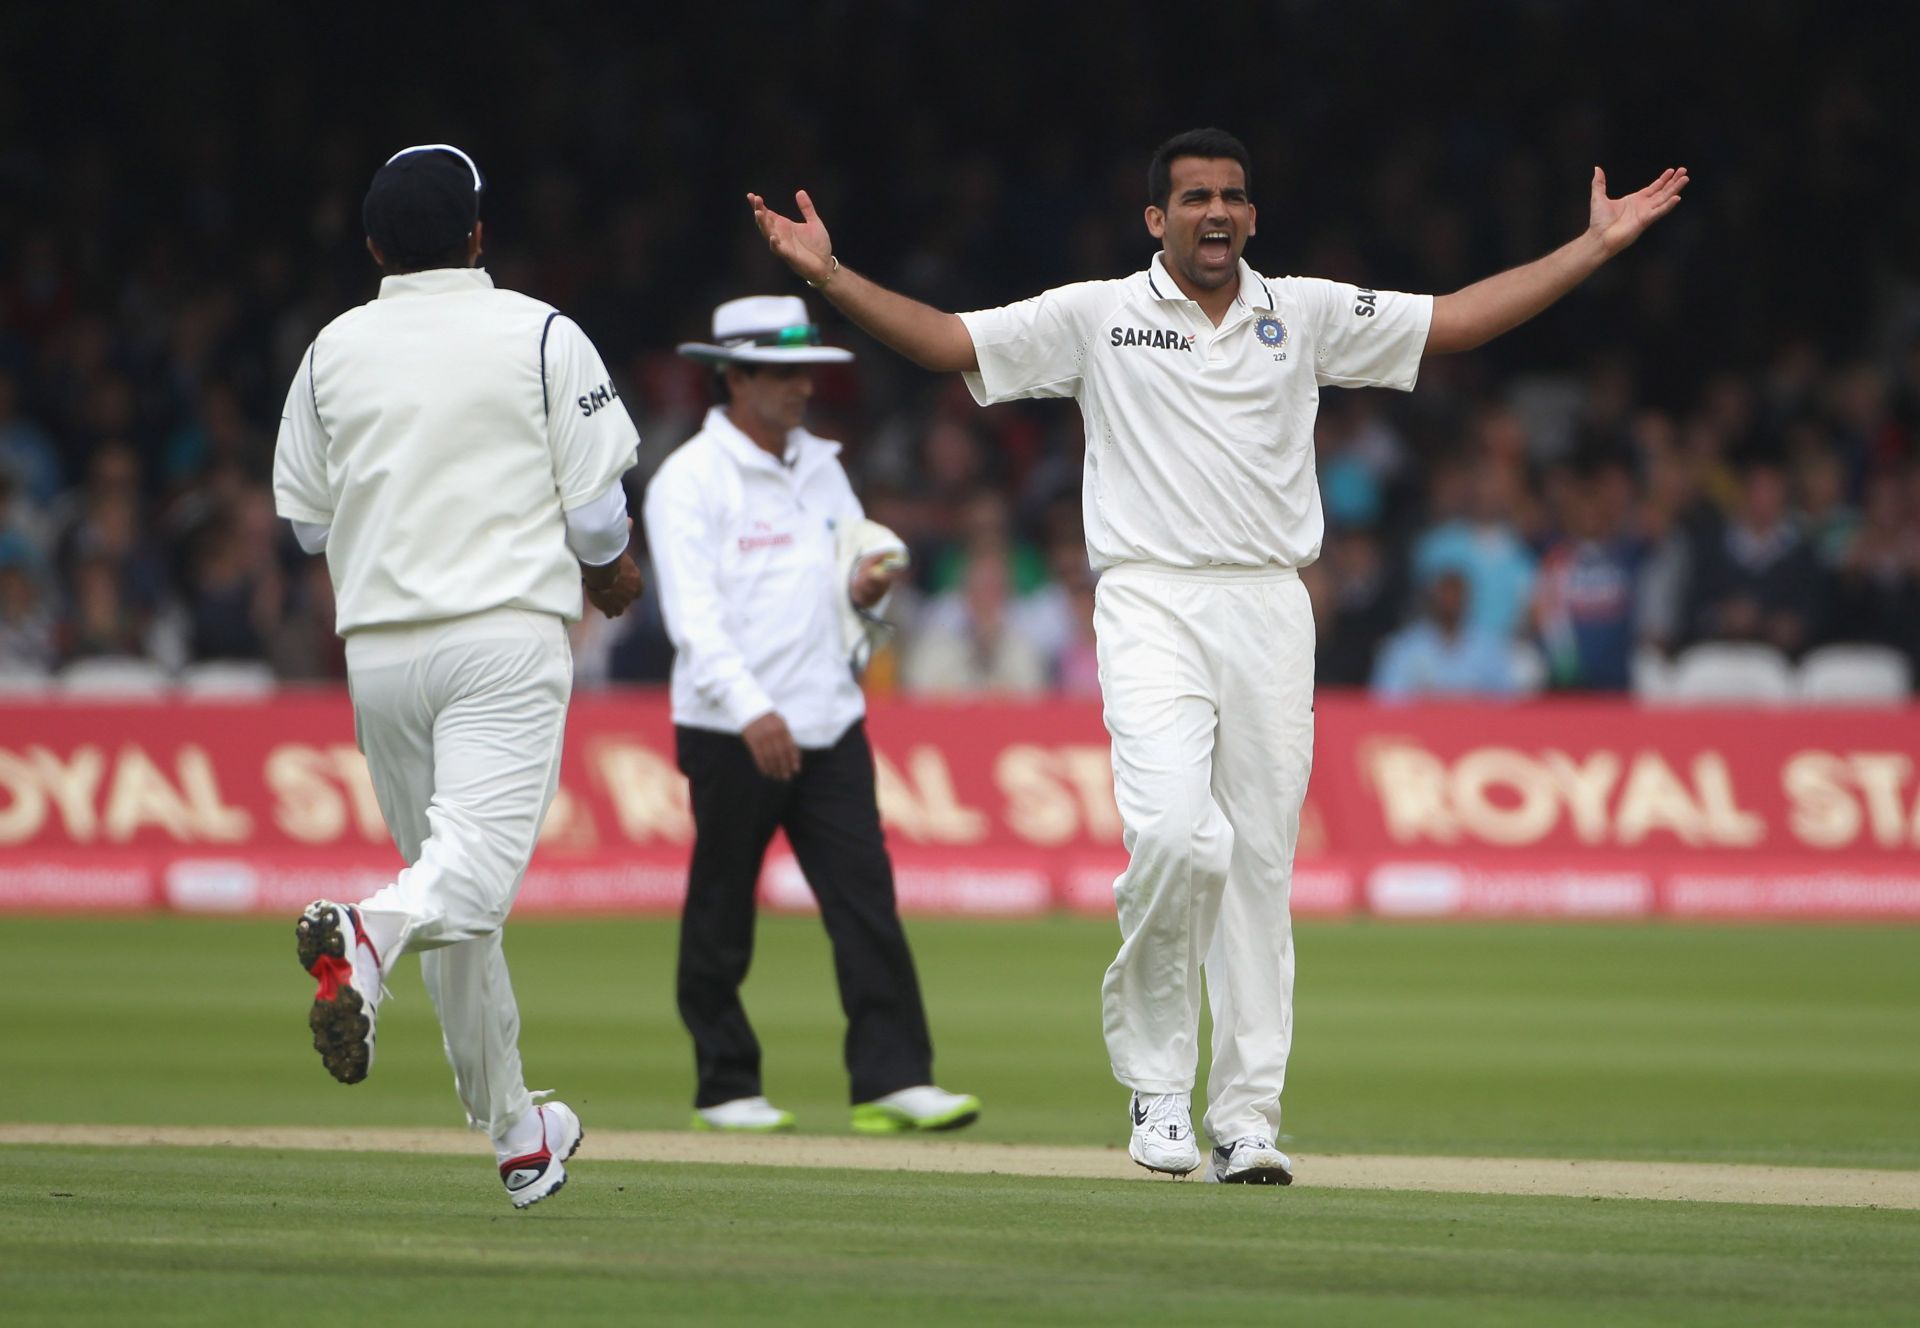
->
[751, 127, 1686, 1182]
[273, 144, 644, 1208]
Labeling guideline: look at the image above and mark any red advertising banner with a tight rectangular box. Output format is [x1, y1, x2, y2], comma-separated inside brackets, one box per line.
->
[2, 692, 1917, 920]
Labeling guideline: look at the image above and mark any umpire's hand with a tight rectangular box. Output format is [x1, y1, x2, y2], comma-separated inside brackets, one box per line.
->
[742, 711, 802, 781]
[582, 552, 644, 618]
[851, 552, 906, 610]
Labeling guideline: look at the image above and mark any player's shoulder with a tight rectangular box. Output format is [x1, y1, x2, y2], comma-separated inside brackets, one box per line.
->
[1069, 272, 1146, 311]
[1266, 272, 1428, 306]
[314, 301, 374, 344]
[1262, 272, 1343, 301]
[1260, 272, 1365, 328]
[493, 286, 562, 319]
[1032, 273, 1148, 337]
[998, 273, 1136, 315]
[484, 287, 575, 339]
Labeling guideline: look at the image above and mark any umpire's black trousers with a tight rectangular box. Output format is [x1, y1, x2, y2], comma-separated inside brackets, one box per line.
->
[675, 720, 934, 1107]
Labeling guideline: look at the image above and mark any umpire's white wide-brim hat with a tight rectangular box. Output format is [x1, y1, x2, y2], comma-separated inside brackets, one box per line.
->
[676, 294, 854, 366]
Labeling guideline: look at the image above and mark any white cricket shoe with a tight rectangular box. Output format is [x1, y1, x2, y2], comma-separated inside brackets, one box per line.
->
[1128, 1092, 1201, 1176]
[1206, 1136, 1295, 1186]
[295, 900, 384, 1085]
[691, 1096, 797, 1133]
[498, 1101, 584, 1209]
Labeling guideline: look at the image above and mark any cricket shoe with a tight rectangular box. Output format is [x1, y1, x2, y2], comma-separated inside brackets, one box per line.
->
[851, 1085, 981, 1134]
[295, 900, 384, 1085]
[1128, 1091, 1201, 1177]
[691, 1096, 797, 1133]
[499, 1101, 584, 1210]
[1205, 1136, 1294, 1186]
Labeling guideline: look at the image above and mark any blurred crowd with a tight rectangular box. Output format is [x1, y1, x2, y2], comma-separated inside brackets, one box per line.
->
[2, 2, 1915, 697]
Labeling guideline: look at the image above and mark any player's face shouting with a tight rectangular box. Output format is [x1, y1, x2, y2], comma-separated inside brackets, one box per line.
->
[1148, 156, 1255, 293]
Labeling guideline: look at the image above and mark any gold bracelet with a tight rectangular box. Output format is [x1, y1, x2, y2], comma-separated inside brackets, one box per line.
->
[806, 254, 840, 290]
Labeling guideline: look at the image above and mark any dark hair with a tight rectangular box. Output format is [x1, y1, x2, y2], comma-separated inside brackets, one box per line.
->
[1147, 128, 1253, 208]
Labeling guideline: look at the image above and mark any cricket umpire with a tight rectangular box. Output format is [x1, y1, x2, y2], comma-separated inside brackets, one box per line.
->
[273, 144, 644, 1208]
[642, 294, 978, 1135]
[752, 129, 1686, 1181]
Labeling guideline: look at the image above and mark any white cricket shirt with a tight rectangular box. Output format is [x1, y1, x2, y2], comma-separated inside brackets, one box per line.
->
[273, 268, 640, 633]
[643, 406, 869, 748]
[961, 252, 1431, 571]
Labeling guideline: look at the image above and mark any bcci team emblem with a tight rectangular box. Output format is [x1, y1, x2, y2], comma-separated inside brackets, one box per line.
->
[1255, 316, 1288, 350]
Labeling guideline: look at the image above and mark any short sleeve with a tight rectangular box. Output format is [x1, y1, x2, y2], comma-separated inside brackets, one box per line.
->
[273, 343, 333, 524]
[1300, 280, 1433, 391]
[958, 281, 1116, 405]
[543, 313, 641, 508]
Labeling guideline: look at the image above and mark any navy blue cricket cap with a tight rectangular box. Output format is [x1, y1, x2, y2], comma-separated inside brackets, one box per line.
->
[362, 144, 485, 268]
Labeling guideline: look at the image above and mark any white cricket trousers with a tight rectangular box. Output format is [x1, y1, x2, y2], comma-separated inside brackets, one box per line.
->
[343, 607, 572, 1144]
[1095, 563, 1315, 1147]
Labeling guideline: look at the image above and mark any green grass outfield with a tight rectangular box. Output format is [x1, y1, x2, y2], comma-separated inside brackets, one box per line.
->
[8, 1148, 1917, 1328]
[3, 915, 1918, 1325]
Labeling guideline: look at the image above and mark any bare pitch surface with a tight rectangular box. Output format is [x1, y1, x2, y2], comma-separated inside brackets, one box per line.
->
[6, 1122, 1917, 1209]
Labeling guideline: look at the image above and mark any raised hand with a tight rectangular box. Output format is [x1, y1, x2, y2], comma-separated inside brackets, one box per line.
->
[747, 189, 835, 285]
[1589, 166, 1689, 257]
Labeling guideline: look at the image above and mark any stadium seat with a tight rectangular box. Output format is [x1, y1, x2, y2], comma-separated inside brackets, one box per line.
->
[1510, 641, 1548, 696]
[1630, 645, 1677, 702]
[1659, 643, 1796, 705]
[177, 660, 279, 697]
[56, 656, 172, 699]
[1797, 644, 1912, 705]
[0, 668, 52, 697]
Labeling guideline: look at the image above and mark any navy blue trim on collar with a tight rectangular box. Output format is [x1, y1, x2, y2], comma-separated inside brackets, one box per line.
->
[1258, 276, 1274, 308]
[307, 342, 320, 418]
[539, 311, 561, 419]
[1146, 268, 1166, 299]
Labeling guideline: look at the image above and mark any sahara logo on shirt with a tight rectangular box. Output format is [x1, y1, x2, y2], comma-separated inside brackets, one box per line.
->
[1110, 327, 1195, 353]
[577, 380, 620, 417]
[1353, 289, 1379, 318]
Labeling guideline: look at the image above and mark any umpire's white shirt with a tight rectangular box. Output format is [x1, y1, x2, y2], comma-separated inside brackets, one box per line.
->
[273, 268, 640, 633]
[960, 252, 1431, 571]
[643, 406, 866, 748]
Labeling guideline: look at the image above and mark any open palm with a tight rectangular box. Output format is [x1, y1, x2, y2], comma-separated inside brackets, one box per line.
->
[748, 189, 835, 284]
[1590, 166, 1689, 256]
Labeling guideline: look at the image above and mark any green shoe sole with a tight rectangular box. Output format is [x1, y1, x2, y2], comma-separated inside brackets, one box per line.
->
[850, 1097, 982, 1135]
[689, 1111, 796, 1133]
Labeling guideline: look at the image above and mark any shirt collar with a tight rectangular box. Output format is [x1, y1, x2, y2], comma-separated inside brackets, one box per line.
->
[377, 267, 496, 299]
[704, 405, 840, 473]
[1144, 252, 1276, 311]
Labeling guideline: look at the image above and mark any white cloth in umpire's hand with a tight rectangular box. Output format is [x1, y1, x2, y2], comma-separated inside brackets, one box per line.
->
[836, 518, 908, 677]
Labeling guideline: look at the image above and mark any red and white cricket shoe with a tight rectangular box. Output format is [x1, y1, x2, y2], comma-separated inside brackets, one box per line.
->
[499, 1102, 584, 1209]
[295, 900, 384, 1085]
